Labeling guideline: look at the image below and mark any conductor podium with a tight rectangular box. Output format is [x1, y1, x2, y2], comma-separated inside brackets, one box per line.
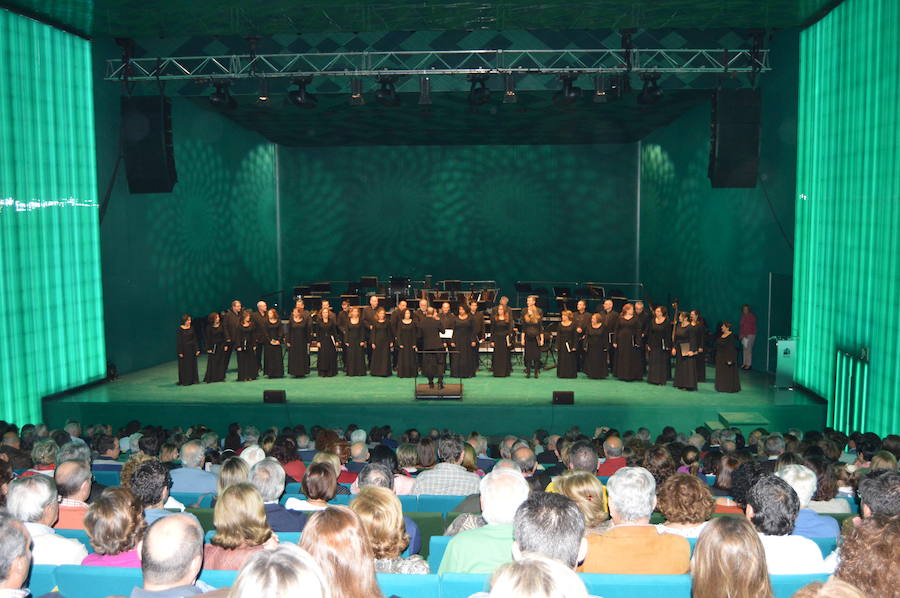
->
[415, 383, 463, 400]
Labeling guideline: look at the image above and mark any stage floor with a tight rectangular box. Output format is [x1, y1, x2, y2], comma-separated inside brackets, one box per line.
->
[44, 358, 826, 437]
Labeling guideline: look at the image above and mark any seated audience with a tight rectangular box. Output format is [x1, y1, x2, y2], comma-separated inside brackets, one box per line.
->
[396, 443, 419, 475]
[512, 445, 550, 493]
[92, 434, 123, 471]
[204, 483, 277, 570]
[489, 553, 589, 598]
[286, 462, 337, 511]
[158, 442, 180, 470]
[553, 470, 611, 535]
[416, 437, 437, 470]
[691, 516, 773, 598]
[249, 457, 307, 532]
[869, 449, 897, 472]
[131, 514, 204, 598]
[804, 455, 851, 514]
[350, 486, 429, 573]
[238, 445, 265, 469]
[132, 460, 183, 525]
[53, 459, 92, 529]
[269, 436, 305, 483]
[0, 431, 32, 469]
[745, 475, 828, 574]
[578, 467, 690, 574]
[856, 470, 900, 522]
[226, 544, 330, 598]
[513, 492, 588, 569]
[776, 464, 840, 538]
[833, 516, 900, 598]
[6, 475, 87, 564]
[0, 509, 33, 596]
[368, 445, 415, 495]
[299, 506, 385, 598]
[82, 487, 145, 567]
[20, 438, 57, 477]
[214, 456, 249, 503]
[462, 443, 483, 475]
[596, 436, 626, 476]
[354, 463, 421, 553]
[412, 435, 481, 496]
[347, 442, 369, 473]
[170, 440, 217, 494]
[792, 579, 867, 598]
[311, 452, 351, 494]
[566, 441, 600, 476]
[0, 461, 12, 507]
[656, 473, 715, 538]
[439, 468, 530, 574]
[643, 444, 677, 489]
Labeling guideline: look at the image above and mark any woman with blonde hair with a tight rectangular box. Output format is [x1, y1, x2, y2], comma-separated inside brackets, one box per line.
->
[299, 506, 384, 598]
[204, 483, 277, 570]
[489, 552, 588, 598]
[82, 487, 146, 567]
[350, 487, 429, 574]
[461, 443, 483, 475]
[228, 543, 331, 598]
[691, 516, 773, 598]
[217, 456, 250, 495]
[656, 473, 715, 538]
[553, 471, 610, 535]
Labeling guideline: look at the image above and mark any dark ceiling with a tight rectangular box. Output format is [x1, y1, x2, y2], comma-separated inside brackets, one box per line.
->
[4, 0, 841, 39]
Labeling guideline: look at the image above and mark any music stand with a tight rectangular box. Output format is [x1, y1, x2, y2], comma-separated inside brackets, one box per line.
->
[360, 276, 378, 288]
[311, 282, 331, 294]
[303, 296, 323, 311]
[554, 286, 572, 298]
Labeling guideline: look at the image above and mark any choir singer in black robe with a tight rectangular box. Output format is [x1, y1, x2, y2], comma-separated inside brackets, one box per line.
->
[343, 307, 367, 376]
[315, 306, 339, 377]
[395, 309, 418, 378]
[646, 306, 671, 385]
[369, 307, 393, 377]
[584, 313, 609, 379]
[176, 315, 200, 386]
[556, 310, 579, 378]
[235, 311, 258, 381]
[203, 312, 229, 383]
[287, 305, 311, 377]
[263, 308, 285, 378]
[490, 304, 514, 377]
[715, 322, 742, 393]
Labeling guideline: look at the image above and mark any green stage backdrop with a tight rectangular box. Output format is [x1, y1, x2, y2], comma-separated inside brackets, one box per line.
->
[793, 0, 900, 435]
[0, 9, 106, 422]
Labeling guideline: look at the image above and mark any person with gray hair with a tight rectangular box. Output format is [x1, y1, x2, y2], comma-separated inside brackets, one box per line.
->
[0, 509, 32, 595]
[6, 476, 87, 565]
[54, 459, 92, 529]
[580, 467, 689, 574]
[347, 442, 370, 474]
[25, 438, 58, 476]
[513, 492, 588, 569]
[169, 440, 217, 494]
[249, 458, 306, 533]
[512, 445, 550, 493]
[488, 553, 589, 598]
[567, 441, 598, 474]
[776, 465, 839, 539]
[764, 434, 786, 459]
[57, 440, 91, 465]
[412, 435, 480, 496]
[131, 514, 205, 597]
[438, 468, 530, 574]
[597, 436, 626, 476]
[227, 543, 330, 598]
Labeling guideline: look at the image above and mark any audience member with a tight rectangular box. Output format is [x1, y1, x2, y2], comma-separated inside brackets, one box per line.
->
[776, 464, 840, 538]
[82, 487, 145, 567]
[412, 435, 480, 496]
[856, 470, 900, 520]
[566, 441, 599, 475]
[792, 579, 867, 598]
[311, 452, 352, 492]
[488, 553, 589, 598]
[691, 516, 773, 598]
[553, 471, 610, 535]
[132, 460, 178, 524]
[249, 457, 307, 532]
[512, 445, 550, 493]
[6, 475, 87, 565]
[226, 544, 330, 598]
[286, 462, 337, 511]
[643, 445, 676, 489]
[20, 439, 57, 477]
[597, 436, 625, 476]
[396, 443, 419, 475]
[369, 445, 415, 495]
[416, 437, 436, 470]
[238, 445, 266, 469]
[513, 492, 588, 569]
[0, 431, 32, 469]
[350, 486, 429, 574]
[92, 435, 123, 471]
[215, 457, 249, 500]
[269, 436, 305, 483]
[656, 473, 715, 538]
[204, 483, 277, 570]
[353, 463, 421, 554]
[131, 514, 204, 597]
[0, 462, 12, 507]
[833, 515, 900, 598]
[170, 441, 217, 494]
[53, 459, 92, 529]
[347, 442, 370, 474]
[0, 509, 33, 596]
[804, 456, 851, 514]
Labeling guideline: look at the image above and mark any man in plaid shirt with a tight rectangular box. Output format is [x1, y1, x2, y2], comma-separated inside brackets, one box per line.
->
[412, 435, 480, 496]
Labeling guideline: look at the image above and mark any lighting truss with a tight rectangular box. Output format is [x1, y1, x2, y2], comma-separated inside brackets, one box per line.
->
[104, 48, 770, 81]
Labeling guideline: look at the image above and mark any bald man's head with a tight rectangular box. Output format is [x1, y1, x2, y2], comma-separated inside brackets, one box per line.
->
[54, 460, 91, 501]
[141, 515, 203, 590]
[603, 436, 623, 458]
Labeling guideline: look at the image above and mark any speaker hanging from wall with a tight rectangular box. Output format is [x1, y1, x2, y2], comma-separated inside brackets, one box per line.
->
[121, 95, 177, 194]
[708, 89, 761, 188]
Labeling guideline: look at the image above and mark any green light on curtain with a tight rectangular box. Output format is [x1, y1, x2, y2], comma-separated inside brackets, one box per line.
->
[793, 0, 900, 435]
[0, 9, 106, 424]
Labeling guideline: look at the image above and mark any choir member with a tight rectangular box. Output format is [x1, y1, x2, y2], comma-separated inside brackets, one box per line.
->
[438, 302, 455, 330]
[315, 305, 339, 377]
[613, 303, 643, 381]
[490, 304, 514, 377]
[222, 300, 242, 371]
[645, 306, 671, 386]
[672, 311, 697, 390]
[600, 298, 619, 370]
[287, 305, 312, 378]
[419, 307, 446, 388]
[583, 313, 609, 379]
[414, 298, 430, 323]
[520, 305, 544, 378]
[235, 311, 258, 382]
[391, 300, 408, 335]
[203, 312, 229, 383]
[369, 307, 393, 377]
[572, 300, 592, 372]
[524, 294, 544, 317]
[395, 309, 418, 378]
[690, 309, 708, 383]
[468, 300, 484, 371]
[262, 308, 284, 378]
[450, 304, 477, 378]
[251, 301, 268, 370]
[336, 299, 352, 331]
[362, 295, 380, 329]
[343, 307, 367, 376]
[176, 315, 200, 386]
[489, 296, 511, 318]
[555, 310, 579, 379]
[634, 300, 650, 370]
[715, 322, 741, 393]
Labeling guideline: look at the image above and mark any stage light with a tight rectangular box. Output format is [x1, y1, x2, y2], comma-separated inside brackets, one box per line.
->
[418, 77, 432, 105]
[468, 74, 490, 106]
[553, 74, 582, 106]
[288, 76, 316, 108]
[208, 82, 237, 110]
[256, 78, 270, 104]
[350, 78, 365, 106]
[637, 73, 663, 105]
[375, 75, 401, 107]
[592, 75, 607, 103]
[503, 74, 517, 104]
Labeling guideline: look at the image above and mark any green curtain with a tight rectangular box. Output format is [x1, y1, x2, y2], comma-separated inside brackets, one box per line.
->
[0, 9, 106, 424]
[793, 0, 900, 435]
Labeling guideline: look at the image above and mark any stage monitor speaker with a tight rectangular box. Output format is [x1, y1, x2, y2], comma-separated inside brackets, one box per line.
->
[552, 391, 574, 405]
[263, 390, 286, 404]
[122, 95, 177, 194]
[708, 89, 761, 188]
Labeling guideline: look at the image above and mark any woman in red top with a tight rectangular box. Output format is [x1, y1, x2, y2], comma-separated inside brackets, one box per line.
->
[270, 436, 305, 483]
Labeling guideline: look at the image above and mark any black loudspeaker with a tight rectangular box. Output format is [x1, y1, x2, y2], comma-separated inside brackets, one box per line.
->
[708, 89, 761, 188]
[122, 95, 177, 194]
[263, 390, 286, 404]
[552, 391, 574, 405]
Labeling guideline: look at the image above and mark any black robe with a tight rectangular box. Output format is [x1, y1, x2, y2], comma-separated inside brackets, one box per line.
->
[491, 317, 514, 377]
[176, 327, 199, 385]
[613, 316, 643, 381]
[450, 316, 477, 378]
[584, 324, 609, 379]
[263, 321, 284, 378]
[419, 317, 446, 381]
[395, 321, 418, 378]
[222, 310, 242, 370]
[673, 324, 697, 390]
[343, 321, 368, 376]
[556, 322, 579, 378]
[235, 324, 258, 381]
[715, 333, 741, 393]
[522, 320, 543, 370]
[646, 319, 672, 385]
[203, 324, 228, 383]
[287, 315, 311, 377]
[691, 321, 708, 382]
[316, 318, 339, 377]
[369, 320, 393, 377]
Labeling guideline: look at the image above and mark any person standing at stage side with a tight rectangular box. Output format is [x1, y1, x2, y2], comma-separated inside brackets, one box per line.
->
[690, 310, 708, 383]
[739, 304, 757, 370]
[584, 313, 609, 379]
[203, 312, 229, 383]
[646, 306, 672, 386]
[468, 300, 484, 372]
[395, 309, 418, 378]
[286, 305, 311, 378]
[262, 308, 285, 379]
[419, 308, 446, 388]
[222, 300, 242, 371]
[672, 312, 697, 390]
[520, 305, 544, 378]
[176, 315, 200, 386]
[369, 307, 393, 377]
[634, 301, 651, 371]
[600, 299, 619, 371]
[315, 304, 339, 377]
[556, 310, 579, 379]
[572, 300, 592, 372]
[251, 301, 268, 371]
[343, 307, 368, 376]
[715, 322, 741, 393]
[235, 310, 258, 382]
[450, 305, 477, 378]
[490, 303, 514, 378]
[613, 304, 643, 381]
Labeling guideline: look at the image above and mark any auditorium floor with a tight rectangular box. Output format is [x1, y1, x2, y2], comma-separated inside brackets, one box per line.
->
[44, 359, 826, 437]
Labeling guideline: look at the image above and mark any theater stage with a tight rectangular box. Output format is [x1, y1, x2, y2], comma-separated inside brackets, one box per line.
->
[44, 359, 826, 437]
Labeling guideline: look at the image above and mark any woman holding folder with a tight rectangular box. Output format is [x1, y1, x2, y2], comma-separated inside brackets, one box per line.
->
[555, 310, 579, 378]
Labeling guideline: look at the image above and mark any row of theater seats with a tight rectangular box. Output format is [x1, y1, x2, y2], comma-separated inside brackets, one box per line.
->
[27, 564, 830, 598]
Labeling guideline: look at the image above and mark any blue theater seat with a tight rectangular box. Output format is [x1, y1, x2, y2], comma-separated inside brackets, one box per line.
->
[580, 574, 692, 598]
[53, 565, 142, 598]
[27, 564, 58, 596]
[438, 573, 491, 598]
[54, 528, 94, 554]
[170, 492, 214, 508]
[204, 530, 302, 544]
[91, 470, 122, 487]
[427, 535, 451, 571]
[377, 573, 440, 598]
[417, 495, 467, 513]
